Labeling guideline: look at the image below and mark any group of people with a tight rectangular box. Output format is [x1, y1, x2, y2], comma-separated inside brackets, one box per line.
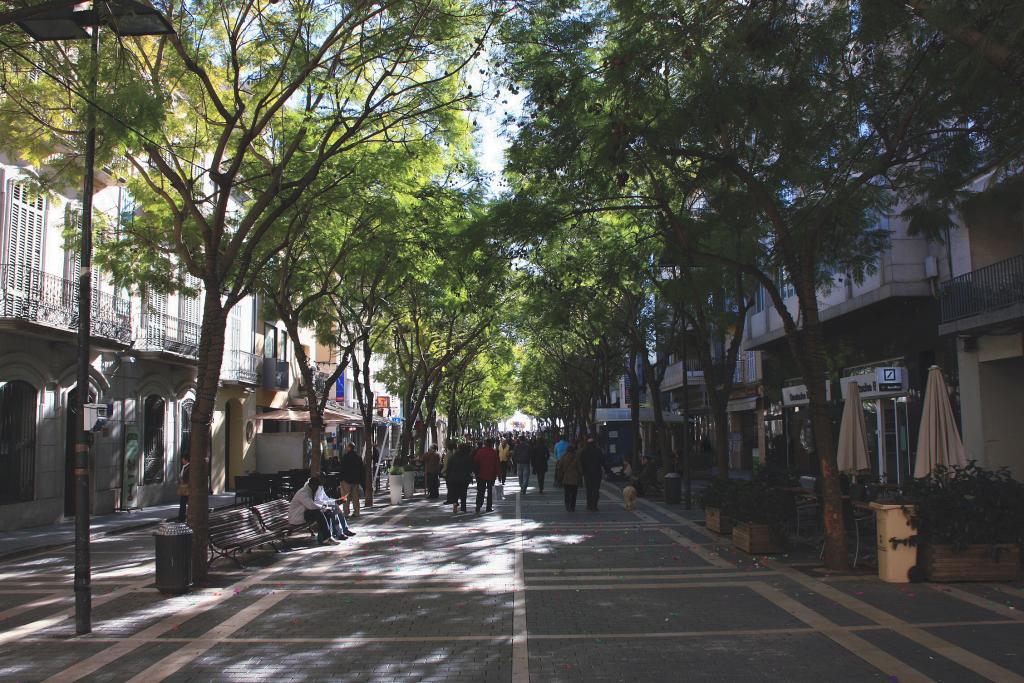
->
[425, 432, 608, 514]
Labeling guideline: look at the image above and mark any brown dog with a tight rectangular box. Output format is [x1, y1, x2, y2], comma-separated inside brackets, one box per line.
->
[622, 485, 637, 511]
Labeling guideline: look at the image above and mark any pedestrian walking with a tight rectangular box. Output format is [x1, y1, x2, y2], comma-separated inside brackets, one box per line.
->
[473, 438, 501, 513]
[445, 442, 474, 514]
[581, 437, 604, 511]
[530, 437, 550, 494]
[513, 437, 531, 494]
[498, 438, 511, 484]
[339, 443, 364, 518]
[555, 444, 582, 511]
[422, 444, 442, 498]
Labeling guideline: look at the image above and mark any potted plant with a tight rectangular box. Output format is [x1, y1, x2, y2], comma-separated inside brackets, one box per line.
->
[402, 464, 417, 497]
[388, 466, 404, 505]
[898, 463, 1023, 582]
[698, 478, 739, 535]
[730, 482, 789, 554]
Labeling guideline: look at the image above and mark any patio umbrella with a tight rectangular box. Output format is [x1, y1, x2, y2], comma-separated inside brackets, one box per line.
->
[913, 365, 968, 478]
[837, 380, 871, 473]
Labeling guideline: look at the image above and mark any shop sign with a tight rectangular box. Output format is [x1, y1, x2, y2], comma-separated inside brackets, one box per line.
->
[782, 382, 831, 407]
[840, 367, 908, 400]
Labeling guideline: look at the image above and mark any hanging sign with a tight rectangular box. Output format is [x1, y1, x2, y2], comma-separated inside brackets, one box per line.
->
[335, 377, 345, 401]
[782, 382, 831, 407]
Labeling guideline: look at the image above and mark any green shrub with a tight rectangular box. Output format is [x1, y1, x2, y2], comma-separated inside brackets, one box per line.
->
[899, 462, 1024, 553]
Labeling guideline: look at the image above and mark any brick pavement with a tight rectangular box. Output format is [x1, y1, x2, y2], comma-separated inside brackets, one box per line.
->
[0, 476, 1023, 681]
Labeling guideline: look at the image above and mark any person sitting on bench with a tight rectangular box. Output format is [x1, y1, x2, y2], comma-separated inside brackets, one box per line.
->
[313, 479, 356, 540]
[632, 454, 662, 498]
[288, 476, 338, 546]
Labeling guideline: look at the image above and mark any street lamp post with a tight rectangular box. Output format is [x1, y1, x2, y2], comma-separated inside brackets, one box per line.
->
[11, 0, 174, 635]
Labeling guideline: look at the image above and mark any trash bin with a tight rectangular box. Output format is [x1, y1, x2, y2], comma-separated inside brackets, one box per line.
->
[153, 522, 193, 594]
[870, 502, 917, 583]
[664, 473, 682, 505]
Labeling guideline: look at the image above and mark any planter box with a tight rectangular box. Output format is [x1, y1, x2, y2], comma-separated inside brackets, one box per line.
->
[402, 471, 416, 497]
[388, 475, 403, 505]
[705, 507, 733, 535]
[732, 521, 785, 555]
[922, 543, 1021, 582]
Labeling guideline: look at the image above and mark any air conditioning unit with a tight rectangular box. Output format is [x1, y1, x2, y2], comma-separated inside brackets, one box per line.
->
[83, 403, 110, 432]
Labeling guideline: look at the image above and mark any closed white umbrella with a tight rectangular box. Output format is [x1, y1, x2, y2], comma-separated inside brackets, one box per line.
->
[837, 380, 871, 473]
[913, 365, 968, 478]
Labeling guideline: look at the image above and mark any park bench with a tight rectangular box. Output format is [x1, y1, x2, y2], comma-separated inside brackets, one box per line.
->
[207, 507, 281, 568]
[252, 498, 316, 547]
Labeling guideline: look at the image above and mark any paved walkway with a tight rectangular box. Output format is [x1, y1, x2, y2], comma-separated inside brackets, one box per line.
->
[0, 478, 1023, 681]
[0, 494, 238, 560]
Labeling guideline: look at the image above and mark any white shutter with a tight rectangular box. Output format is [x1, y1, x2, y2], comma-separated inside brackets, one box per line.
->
[6, 182, 45, 283]
[178, 273, 201, 323]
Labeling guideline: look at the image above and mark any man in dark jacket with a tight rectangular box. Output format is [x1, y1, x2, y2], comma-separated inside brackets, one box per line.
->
[445, 442, 474, 513]
[580, 437, 604, 511]
[473, 438, 501, 513]
[339, 443, 364, 518]
[513, 437, 531, 494]
[529, 437, 550, 494]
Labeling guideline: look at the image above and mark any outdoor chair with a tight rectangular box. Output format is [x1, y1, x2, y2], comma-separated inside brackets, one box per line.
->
[207, 507, 281, 568]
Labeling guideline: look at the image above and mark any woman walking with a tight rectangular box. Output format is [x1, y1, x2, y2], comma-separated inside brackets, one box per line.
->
[555, 445, 582, 511]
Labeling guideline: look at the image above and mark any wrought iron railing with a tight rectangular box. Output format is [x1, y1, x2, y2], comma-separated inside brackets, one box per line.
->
[223, 349, 262, 384]
[140, 311, 201, 357]
[940, 254, 1024, 323]
[0, 262, 131, 343]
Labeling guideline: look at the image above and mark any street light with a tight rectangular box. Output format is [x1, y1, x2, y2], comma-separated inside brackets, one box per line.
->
[9, 0, 173, 635]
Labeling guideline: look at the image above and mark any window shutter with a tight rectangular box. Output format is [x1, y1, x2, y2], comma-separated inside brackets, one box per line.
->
[6, 182, 45, 281]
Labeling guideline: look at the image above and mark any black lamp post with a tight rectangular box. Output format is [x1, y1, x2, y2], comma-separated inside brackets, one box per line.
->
[11, 0, 173, 635]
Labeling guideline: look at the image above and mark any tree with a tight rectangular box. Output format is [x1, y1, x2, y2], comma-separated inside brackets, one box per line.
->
[101, 0, 489, 580]
[499, 0, 991, 568]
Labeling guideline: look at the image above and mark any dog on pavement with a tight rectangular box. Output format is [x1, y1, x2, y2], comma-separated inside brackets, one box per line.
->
[622, 485, 637, 511]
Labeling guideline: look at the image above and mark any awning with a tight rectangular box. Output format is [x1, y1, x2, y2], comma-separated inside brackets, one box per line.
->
[727, 396, 758, 413]
[594, 407, 686, 424]
[255, 406, 362, 426]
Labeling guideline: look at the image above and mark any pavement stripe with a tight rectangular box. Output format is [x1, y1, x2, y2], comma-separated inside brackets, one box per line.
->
[525, 566, 735, 575]
[512, 490, 529, 683]
[39, 501, 426, 683]
[125, 591, 290, 683]
[0, 591, 67, 622]
[0, 577, 154, 647]
[749, 583, 934, 683]
[927, 584, 1024, 622]
[765, 561, 1024, 683]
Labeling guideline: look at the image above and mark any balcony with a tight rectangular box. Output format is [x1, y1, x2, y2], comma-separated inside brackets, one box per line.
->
[139, 312, 201, 358]
[0, 262, 131, 344]
[939, 254, 1024, 335]
[222, 350, 262, 385]
[263, 357, 289, 390]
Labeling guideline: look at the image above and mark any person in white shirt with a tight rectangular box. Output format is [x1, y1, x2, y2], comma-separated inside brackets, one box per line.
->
[288, 476, 337, 546]
[314, 480, 356, 540]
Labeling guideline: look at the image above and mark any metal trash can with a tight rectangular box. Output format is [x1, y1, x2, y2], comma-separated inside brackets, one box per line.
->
[664, 473, 682, 504]
[153, 522, 193, 594]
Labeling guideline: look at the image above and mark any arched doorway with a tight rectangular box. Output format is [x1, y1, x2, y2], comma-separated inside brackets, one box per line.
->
[0, 380, 37, 505]
[65, 386, 96, 517]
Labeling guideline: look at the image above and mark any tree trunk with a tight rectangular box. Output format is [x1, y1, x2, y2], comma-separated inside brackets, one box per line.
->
[626, 348, 642, 468]
[797, 303, 847, 570]
[187, 290, 228, 583]
[291, 334, 324, 476]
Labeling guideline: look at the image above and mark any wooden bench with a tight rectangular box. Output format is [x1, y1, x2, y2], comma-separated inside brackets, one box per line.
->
[252, 499, 317, 547]
[207, 507, 281, 568]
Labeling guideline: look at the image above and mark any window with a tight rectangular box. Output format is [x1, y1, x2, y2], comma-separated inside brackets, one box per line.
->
[278, 329, 288, 361]
[179, 399, 194, 467]
[4, 183, 46, 305]
[263, 324, 276, 358]
[0, 380, 36, 503]
[142, 395, 166, 484]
